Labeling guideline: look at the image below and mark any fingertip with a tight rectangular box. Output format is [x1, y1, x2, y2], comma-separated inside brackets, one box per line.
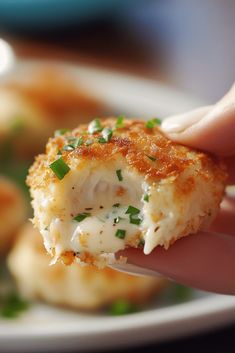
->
[161, 106, 211, 135]
[117, 232, 235, 294]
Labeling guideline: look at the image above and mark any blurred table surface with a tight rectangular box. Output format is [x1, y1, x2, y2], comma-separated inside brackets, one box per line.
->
[1, 19, 235, 353]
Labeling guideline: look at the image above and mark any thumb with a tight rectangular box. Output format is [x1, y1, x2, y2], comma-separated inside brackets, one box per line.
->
[161, 84, 235, 156]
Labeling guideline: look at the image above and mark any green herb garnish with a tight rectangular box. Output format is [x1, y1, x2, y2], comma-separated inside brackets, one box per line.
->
[125, 206, 140, 215]
[146, 155, 156, 162]
[145, 118, 161, 129]
[88, 118, 103, 134]
[115, 229, 126, 239]
[57, 150, 62, 155]
[62, 144, 75, 151]
[98, 137, 107, 144]
[125, 206, 142, 225]
[115, 115, 125, 129]
[75, 137, 84, 146]
[170, 284, 193, 303]
[101, 128, 113, 142]
[73, 212, 91, 222]
[143, 194, 149, 202]
[129, 215, 142, 225]
[85, 139, 93, 146]
[49, 157, 70, 180]
[109, 299, 139, 316]
[54, 128, 70, 137]
[1, 292, 29, 319]
[66, 137, 84, 148]
[116, 169, 123, 181]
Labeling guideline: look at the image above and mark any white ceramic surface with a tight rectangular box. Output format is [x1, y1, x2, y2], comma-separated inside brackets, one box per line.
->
[1, 61, 234, 352]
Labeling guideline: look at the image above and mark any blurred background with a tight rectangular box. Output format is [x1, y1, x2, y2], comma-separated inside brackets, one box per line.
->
[0, 1, 235, 352]
[0, 0, 235, 101]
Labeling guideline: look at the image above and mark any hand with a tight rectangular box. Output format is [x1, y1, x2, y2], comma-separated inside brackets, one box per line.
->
[116, 84, 235, 295]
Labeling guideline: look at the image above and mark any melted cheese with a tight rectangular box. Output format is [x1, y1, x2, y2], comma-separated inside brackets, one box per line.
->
[32, 157, 218, 264]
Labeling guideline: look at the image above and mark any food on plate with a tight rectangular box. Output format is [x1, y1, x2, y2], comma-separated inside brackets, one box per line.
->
[27, 117, 227, 267]
[0, 68, 104, 160]
[0, 177, 27, 255]
[8, 223, 166, 310]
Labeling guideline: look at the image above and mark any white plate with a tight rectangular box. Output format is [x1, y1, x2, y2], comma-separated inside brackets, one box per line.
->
[1, 60, 235, 352]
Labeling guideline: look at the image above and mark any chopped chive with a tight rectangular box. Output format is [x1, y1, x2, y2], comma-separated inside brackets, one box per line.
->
[73, 212, 91, 222]
[129, 215, 142, 225]
[49, 157, 70, 180]
[62, 144, 75, 151]
[146, 120, 155, 129]
[101, 127, 113, 142]
[57, 150, 62, 155]
[62, 137, 84, 151]
[54, 128, 70, 137]
[1, 292, 29, 319]
[170, 284, 193, 303]
[85, 139, 93, 146]
[67, 136, 84, 147]
[125, 205, 140, 215]
[115, 115, 125, 129]
[76, 137, 84, 146]
[145, 118, 161, 129]
[109, 299, 139, 316]
[153, 118, 161, 125]
[125, 206, 142, 225]
[113, 203, 120, 208]
[67, 136, 77, 142]
[115, 229, 126, 239]
[98, 137, 107, 144]
[143, 194, 149, 202]
[116, 169, 123, 181]
[146, 154, 156, 162]
[88, 118, 103, 134]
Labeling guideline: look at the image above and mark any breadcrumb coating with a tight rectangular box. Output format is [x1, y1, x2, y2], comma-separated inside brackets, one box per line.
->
[28, 118, 226, 188]
[27, 117, 227, 266]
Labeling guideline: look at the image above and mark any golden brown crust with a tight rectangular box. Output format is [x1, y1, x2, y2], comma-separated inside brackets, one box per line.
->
[27, 118, 227, 190]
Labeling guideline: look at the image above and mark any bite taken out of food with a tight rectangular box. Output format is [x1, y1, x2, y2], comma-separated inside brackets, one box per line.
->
[27, 116, 227, 268]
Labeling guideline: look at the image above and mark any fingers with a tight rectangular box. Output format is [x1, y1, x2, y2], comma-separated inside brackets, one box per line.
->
[117, 231, 235, 295]
[161, 105, 211, 135]
[225, 156, 235, 184]
[209, 195, 235, 236]
[161, 84, 235, 156]
[115, 195, 235, 294]
[125, 86, 235, 294]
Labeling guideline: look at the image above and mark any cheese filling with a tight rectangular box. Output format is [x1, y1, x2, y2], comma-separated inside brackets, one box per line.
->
[33, 158, 213, 263]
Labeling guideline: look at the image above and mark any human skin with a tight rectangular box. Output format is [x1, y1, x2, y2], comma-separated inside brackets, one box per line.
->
[117, 84, 235, 295]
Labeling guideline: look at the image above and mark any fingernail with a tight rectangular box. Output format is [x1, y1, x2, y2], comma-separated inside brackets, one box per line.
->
[161, 120, 183, 133]
[161, 106, 211, 134]
[109, 263, 162, 277]
[161, 115, 190, 134]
